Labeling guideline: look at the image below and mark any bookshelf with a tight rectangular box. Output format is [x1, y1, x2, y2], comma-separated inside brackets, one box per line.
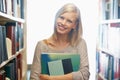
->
[0, 0, 27, 80]
[96, 0, 120, 80]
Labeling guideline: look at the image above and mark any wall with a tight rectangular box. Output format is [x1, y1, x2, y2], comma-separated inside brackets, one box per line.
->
[26, 0, 99, 80]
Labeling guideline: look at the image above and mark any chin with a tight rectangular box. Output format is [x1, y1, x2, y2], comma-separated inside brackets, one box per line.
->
[57, 31, 68, 35]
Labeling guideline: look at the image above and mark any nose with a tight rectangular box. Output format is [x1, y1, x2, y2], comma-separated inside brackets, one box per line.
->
[61, 20, 67, 25]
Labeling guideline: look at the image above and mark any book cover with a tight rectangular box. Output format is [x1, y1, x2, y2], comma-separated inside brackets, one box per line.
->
[62, 58, 73, 74]
[41, 53, 80, 75]
[48, 60, 64, 76]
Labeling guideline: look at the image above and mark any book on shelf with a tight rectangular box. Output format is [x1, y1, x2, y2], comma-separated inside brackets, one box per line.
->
[20, 0, 24, 19]
[16, 22, 24, 51]
[0, 25, 8, 64]
[118, 0, 120, 18]
[119, 59, 120, 79]
[12, 0, 17, 17]
[96, 50, 120, 80]
[5, 22, 24, 55]
[0, 25, 24, 78]
[0, 0, 26, 79]
[100, 0, 120, 20]
[0, 53, 23, 80]
[16, 0, 24, 18]
[98, 23, 120, 57]
[0, 70, 6, 80]
[100, 0, 111, 20]
[0, 22, 24, 62]
[16, 53, 22, 80]
[0, 0, 7, 13]
[113, 57, 120, 79]
[4, 58, 18, 80]
[15, 22, 24, 52]
[0, 0, 24, 18]
[113, 0, 120, 19]
[12, 0, 24, 18]
[96, 50, 100, 73]
[97, 0, 120, 80]
[5, 22, 16, 55]
[6, 0, 12, 15]
[41, 53, 80, 76]
[6, 37, 12, 58]
[1, 26, 8, 61]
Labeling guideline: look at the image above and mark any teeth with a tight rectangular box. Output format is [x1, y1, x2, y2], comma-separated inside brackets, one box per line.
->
[57, 23, 67, 30]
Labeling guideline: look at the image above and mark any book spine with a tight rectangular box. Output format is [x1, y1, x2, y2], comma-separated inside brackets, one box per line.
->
[0, 26, 8, 64]
[5, 22, 16, 55]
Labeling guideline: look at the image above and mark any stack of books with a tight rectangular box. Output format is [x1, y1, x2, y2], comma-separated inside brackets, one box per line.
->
[41, 53, 80, 76]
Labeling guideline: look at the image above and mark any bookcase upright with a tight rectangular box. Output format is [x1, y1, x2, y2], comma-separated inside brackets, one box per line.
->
[0, 0, 27, 80]
[96, 0, 120, 80]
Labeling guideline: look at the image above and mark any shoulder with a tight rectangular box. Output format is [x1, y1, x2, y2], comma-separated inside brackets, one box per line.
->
[36, 39, 47, 47]
[35, 39, 48, 52]
[77, 38, 87, 48]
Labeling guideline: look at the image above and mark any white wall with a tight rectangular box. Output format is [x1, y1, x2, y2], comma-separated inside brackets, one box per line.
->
[26, 0, 99, 80]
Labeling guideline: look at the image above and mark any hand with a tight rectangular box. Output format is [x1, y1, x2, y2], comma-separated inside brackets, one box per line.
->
[39, 74, 51, 80]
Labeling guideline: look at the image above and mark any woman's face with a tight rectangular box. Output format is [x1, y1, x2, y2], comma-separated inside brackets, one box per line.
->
[56, 12, 77, 35]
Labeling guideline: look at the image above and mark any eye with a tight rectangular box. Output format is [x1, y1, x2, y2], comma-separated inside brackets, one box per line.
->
[67, 19, 73, 23]
[59, 16, 64, 20]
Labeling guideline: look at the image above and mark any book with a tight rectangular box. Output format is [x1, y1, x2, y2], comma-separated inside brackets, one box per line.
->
[4, 58, 18, 80]
[4, 60, 15, 80]
[48, 60, 64, 76]
[16, 53, 22, 80]
[41, 53, 80, 76]
[1, 26, 8, 61]
[5, 22, 16, 55]
[62, 58, 73, 74]
[0, 70, 5, 80]
[6, 38, 12, 58]
[20, 0, 24, 19]
[0, 26, 8, 64]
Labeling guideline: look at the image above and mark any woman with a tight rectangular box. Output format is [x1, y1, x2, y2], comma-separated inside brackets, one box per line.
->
[30, 3, 90, 80]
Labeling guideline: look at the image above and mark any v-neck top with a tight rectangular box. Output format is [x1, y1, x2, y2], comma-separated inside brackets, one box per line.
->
[30, 38, 90, 80]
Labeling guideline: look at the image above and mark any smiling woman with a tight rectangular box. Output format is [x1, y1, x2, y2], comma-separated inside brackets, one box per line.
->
[56, 12, 77, 35]
[30, 3, 90, 80]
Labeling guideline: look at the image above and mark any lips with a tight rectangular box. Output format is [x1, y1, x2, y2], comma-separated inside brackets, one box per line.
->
[57, 23, 67, 31]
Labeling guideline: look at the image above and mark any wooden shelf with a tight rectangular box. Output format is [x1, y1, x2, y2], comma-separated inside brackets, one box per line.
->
[0, 48, 24, 68]
[0, 12, 25, 25]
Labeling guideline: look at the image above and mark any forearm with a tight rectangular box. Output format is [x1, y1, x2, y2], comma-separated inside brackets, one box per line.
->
[40, 73, 73, 80]
[50, 73, 73, 80]
[72, 66, 90, 80]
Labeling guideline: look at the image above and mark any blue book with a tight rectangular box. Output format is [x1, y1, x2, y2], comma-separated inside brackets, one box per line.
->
[41, 53, 80, 75]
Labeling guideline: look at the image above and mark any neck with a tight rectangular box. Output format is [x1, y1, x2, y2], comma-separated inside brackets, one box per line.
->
[49, 34, 69, 45]
[56, 34, 69, 43]
[47, 36, 70, 50]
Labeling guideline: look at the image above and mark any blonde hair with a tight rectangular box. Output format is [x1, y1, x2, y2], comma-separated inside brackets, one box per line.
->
[52, 3, 83, 47]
